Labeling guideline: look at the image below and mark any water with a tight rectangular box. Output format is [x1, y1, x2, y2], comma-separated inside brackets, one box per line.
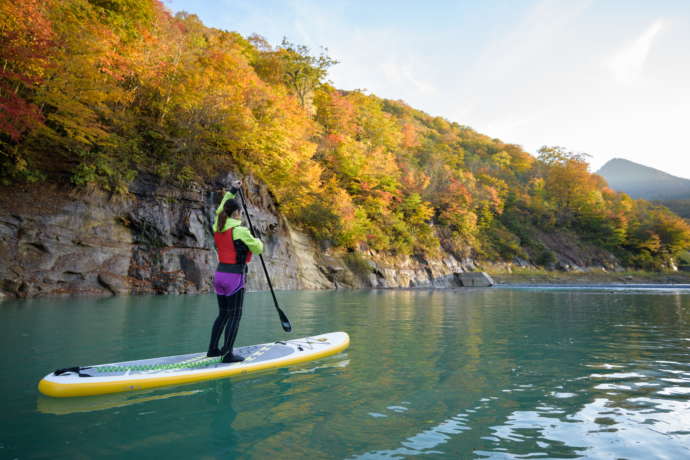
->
[2, 286, 690, 459]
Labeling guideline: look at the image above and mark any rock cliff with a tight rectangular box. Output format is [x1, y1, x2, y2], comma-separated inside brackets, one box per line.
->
[0, 175, 480, 299]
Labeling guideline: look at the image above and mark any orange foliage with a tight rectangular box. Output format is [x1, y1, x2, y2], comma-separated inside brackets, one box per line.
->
[0, 0, 54, 140]
[401, 122, 419, 148]
[4, 1, 688, 264]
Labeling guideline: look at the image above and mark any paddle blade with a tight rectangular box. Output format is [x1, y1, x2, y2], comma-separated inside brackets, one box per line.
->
[278, 309, 292, 332]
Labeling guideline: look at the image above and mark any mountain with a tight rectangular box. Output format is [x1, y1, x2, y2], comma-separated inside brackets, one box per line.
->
[597, 158, 690, 200]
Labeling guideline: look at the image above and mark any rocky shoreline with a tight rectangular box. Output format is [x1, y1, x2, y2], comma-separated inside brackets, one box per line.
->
[0, 175, 479, 299]
[2, 175, 688, 300]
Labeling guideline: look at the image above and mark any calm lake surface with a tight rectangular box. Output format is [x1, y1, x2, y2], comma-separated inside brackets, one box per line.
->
[2, 286, 690, 459]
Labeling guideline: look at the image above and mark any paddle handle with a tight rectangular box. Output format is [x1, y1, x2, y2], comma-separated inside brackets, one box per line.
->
[236, 187, 292, 332]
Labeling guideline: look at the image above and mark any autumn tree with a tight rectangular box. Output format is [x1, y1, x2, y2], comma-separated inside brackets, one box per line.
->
[276, 39, 337, 109]
[537, 146, 601, 226]
[0, 0, 55, 182]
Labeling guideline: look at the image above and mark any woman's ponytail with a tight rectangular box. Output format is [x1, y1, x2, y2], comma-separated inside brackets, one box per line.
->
[217, 209, 229, 233]
[216, 197, 241, 233]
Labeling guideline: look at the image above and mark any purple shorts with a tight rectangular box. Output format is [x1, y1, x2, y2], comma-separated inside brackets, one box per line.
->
[214, 271, 245, 296]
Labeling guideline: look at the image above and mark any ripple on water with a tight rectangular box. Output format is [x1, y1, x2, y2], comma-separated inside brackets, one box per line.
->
[351, 362, 690, 459]
[4, 287, 690, 459]
[589, 372, 649, 379]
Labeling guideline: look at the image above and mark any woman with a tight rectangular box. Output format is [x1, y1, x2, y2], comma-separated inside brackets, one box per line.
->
[208, 180, 263, 363]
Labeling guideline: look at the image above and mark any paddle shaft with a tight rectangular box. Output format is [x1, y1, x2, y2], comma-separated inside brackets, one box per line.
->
[236, 188, 292, 332]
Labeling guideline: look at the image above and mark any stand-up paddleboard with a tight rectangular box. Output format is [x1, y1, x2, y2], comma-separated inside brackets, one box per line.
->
[39, 332, 349, 398]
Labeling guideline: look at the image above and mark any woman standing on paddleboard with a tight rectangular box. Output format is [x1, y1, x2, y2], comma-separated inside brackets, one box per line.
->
[208, 180, 263, 363]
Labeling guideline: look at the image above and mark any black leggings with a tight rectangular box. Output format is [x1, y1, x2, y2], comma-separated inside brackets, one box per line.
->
[207, 288, 245, 355]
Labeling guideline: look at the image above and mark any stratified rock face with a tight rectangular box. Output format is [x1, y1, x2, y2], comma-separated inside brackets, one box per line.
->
[361, 252, 471, 289]
[0, 174, 295, 297]
[458, 272, 495, 287]
[0, 175, 476, 299]
[1, 190, 137, 297]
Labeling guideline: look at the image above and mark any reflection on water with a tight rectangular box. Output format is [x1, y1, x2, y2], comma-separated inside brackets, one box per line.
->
[2, 287, 690, 459]
[36, 389, 207, 415]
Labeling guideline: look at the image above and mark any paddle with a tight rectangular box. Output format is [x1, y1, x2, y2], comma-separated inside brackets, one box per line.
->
[236, 187, 292, 332]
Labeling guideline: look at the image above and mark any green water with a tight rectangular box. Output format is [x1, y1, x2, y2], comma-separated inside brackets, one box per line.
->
[2, 287, 690, 459]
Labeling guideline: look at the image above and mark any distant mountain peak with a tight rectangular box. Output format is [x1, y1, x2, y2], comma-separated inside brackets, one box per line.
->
[597, 158, 690, 200]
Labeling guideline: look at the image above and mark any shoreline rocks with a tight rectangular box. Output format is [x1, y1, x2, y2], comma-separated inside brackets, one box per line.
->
[5, 175, 673, 300]
[0, 176, 478, 299]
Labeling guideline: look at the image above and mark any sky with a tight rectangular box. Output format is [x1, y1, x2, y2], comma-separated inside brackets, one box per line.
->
[167, 0, 690, 179]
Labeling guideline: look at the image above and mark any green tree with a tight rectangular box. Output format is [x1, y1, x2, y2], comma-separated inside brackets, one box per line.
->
[277, 38, 337, 108]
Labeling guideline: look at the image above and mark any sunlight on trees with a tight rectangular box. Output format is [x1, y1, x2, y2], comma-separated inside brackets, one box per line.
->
[1, 0, 688, 267]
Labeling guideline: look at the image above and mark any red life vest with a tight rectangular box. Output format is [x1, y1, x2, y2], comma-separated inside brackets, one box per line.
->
[214, 227, 253, 264]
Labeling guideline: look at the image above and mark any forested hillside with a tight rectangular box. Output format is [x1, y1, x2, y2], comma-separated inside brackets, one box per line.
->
[2, 0, 690, 270]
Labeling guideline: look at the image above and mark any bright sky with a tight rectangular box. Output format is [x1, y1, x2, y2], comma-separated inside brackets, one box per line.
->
[168, 0, 690, 179]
